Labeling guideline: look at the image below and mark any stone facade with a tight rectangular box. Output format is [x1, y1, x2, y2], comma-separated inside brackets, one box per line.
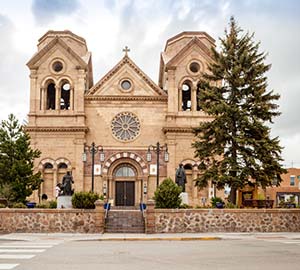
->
[146, 207, 300, 233]
[26, 30, 217, 206]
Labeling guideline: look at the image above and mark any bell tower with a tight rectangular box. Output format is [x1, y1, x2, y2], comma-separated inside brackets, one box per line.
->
[26, 30, 93, 198]
[159, 32, 215, 201]
[27, 30, 93, 126]
[159, 31, 215, 115]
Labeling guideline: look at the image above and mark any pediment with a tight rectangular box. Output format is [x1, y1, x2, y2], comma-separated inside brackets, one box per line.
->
[165, 37, 213, 69]
[87, 55, 166, 97]
[27, 38, 88, 69]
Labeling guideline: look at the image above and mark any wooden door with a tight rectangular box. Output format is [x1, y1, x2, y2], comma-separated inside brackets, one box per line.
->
[115, 181, 135, 206]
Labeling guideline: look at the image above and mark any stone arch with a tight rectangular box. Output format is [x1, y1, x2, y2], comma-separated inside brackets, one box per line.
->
[41, 76, 58, 88]
[57, 76, 74, 88]
[39, 158, 56, 170]
[55, 158, 72, 169]
[102, 152, 148, 175]
[180, 158, 197, 167]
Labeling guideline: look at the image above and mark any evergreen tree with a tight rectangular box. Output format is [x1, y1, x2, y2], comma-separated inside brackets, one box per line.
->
[193, 17, 286, 204]
[0, 114, 42, 203]
[154, 178, 182, 208]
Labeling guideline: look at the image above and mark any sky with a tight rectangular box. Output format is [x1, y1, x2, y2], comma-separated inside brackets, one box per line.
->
[0, 0, 299, 167]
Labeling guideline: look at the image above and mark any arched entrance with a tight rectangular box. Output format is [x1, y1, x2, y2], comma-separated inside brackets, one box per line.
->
[114, 163, 136, 206]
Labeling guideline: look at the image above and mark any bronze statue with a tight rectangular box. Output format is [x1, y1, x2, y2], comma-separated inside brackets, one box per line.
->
[175, 163, 186, 192]
[61, 171, 74, 196]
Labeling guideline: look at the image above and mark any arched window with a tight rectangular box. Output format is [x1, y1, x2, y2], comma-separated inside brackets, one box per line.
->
[46, 83, 56, 110]
[196, 83, 201, 111]
[115, 165, 136, 177]
[60, 81, 71, 110]
[184, 164, 193, 170]
[46, 83, 55, 110]
[44, 162, 53, 169]
[181, 81, 191, 111]
[58, 162, 68, 169]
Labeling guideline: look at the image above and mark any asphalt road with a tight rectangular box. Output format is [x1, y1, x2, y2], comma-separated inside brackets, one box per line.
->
[0, 235, 300, 270]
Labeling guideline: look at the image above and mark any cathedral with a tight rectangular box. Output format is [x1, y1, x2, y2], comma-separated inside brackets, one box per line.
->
[26, 30, 217, 206]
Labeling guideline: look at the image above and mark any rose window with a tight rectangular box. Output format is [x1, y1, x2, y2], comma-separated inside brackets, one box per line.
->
[111, 112, 140, 141]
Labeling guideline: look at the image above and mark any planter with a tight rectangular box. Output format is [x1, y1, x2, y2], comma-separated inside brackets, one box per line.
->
[140, 203, 146, 211]
[104, 203, 111, 210]
[26, 202, 36, 208]
[216, 202, 224, 209]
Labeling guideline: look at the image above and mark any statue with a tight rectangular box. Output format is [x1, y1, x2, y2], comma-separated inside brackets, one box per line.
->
[175, 163, 187, 192]
[61, 171, 74, 196]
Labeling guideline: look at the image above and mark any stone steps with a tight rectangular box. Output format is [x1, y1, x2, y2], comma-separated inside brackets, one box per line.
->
[105, 209, 145, 233]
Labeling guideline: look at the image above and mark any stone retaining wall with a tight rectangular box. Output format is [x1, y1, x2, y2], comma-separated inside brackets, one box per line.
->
[145, 201, 300, 233]
[150, 208, 300, 233]
[0, 200, 105, 233]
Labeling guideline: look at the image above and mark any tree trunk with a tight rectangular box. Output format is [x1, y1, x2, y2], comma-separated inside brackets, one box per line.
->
[229, 187, 237, 204]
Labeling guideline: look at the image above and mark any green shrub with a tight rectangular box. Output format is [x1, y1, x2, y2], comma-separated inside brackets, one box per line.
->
[72, 191, 100, 209]
[210, 197, 224, 208]
[180, 203, 193, 209]
[11, 202, 26, 208]
[154, 178, 182, 208]
[0, 203, 6, 208]
[225, 202, 238, 208]
[35, 203, 47, 208]
[48, 200, 57, 209]
[35, 200, 56, 208]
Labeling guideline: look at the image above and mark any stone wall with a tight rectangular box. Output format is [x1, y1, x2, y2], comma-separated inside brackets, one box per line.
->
[0, 200, 105, 234]
[146, 203, 300, 233]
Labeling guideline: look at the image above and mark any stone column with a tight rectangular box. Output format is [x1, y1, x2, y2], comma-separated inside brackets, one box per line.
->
[94, 200, 105, 233]
[29, 70, 38, 113]
[166, 69, 176, 113]
[191, 83, 197, 111]
[55, 85, 60, 110]
[145, 199, 156, 234]
[108, 177, 114, 205]
[166, 136, 176, 181]
[70, 87, 74, 110]
[40, 87, 45, 111]
[192, 165, 198, 203]
[53, 168, 58, 198]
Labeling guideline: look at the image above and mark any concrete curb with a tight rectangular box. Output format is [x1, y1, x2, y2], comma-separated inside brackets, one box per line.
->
[76, 236, 222, 241]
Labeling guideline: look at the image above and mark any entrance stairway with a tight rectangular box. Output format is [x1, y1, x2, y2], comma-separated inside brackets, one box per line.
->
[105, 207, 145, 233]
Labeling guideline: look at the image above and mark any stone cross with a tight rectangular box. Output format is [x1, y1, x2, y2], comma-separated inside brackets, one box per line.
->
[123, 46, 130, 56]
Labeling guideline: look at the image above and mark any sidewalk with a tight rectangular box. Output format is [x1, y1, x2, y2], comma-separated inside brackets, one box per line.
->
[1, 232, 300, 242]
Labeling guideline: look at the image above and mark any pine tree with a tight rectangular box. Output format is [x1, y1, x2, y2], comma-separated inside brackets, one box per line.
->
[192, 17, 286, 204]
[0, 114, 42, 203]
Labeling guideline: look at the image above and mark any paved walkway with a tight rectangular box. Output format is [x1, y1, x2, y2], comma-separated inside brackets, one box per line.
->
[1, 232, 300, 242]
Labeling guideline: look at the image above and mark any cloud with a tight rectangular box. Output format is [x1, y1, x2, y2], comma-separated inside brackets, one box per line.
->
[0, 0, 299, 165]
[0, 14, 29, 122]
[32, 0, 80, 25]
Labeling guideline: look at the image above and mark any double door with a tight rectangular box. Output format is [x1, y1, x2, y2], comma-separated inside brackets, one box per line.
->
[115, 181, 135, 206]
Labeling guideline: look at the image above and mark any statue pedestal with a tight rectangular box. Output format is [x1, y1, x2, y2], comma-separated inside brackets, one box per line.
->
[180, 192, 189, 205]
[57, 196, 72, 209]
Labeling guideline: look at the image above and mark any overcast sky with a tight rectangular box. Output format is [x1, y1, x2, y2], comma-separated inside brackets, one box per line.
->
[0, 0, 299, 167]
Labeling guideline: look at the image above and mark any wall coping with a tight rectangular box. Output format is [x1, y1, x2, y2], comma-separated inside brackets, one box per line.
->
[154, 208, 300, 214]
[0, 208, 96, 214]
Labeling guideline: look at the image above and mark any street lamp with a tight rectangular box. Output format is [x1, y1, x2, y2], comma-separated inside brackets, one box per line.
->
[147, 142, 169, 188]
[82, 142, 105, 192]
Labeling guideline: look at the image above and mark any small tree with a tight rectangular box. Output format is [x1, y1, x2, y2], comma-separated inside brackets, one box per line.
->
[72, 191, 100, 209]
[154, 178, 182, 208]
[193, 17, 286, 204]
[0, 114, 42, 203]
